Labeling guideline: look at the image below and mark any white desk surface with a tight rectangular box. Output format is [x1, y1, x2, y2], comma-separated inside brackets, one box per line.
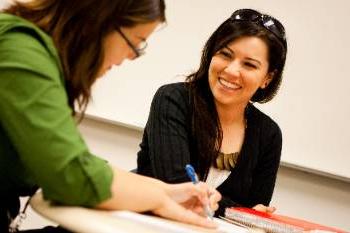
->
[30, 192, 248, 233]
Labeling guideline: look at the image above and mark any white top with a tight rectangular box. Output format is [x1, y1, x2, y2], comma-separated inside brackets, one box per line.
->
[205, 166, 231, 189]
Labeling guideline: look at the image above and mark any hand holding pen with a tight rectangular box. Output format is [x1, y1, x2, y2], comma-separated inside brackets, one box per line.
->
[185, 164, 216, 220]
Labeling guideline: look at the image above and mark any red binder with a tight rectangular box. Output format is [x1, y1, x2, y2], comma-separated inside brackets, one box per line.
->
[224, 207, 348, 233]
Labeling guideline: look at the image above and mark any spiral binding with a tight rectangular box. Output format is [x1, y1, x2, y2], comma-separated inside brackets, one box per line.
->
[224, 208, 304, 233]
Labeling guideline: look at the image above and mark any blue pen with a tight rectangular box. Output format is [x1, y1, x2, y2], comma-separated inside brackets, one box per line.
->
[185, 164, 214, 220]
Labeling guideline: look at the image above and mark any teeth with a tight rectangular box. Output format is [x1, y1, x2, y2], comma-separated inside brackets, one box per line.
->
[219, 78, 240, 89]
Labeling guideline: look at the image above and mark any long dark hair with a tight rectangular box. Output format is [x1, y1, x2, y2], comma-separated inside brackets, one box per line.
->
[186, 9, 287, 179]
[4, 0, 166, 112]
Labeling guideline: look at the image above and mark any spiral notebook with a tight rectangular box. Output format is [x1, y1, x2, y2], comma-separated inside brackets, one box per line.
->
[224, 207, 348, 233]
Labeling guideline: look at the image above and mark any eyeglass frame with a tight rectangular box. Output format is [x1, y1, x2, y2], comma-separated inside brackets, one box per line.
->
[116, 27, 147, 58]
[230, 9, 286, 46]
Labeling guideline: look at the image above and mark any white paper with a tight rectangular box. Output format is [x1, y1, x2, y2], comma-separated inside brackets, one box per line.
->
[111, 211, 249, 233]
[215, 218, 250, 233]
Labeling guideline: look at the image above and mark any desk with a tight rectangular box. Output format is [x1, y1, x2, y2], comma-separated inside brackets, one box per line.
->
[30, 192, 247, 233]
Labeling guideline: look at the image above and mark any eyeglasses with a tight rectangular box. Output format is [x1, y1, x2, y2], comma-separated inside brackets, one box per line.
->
[116, 27, 148, 58]
[230, 9, 286, 45]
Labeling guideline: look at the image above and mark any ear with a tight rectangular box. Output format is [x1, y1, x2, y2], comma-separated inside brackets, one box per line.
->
[260, 71, 275, 89]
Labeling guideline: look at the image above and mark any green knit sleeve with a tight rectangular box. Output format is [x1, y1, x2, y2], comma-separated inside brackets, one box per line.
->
[0, 28, 113, 206]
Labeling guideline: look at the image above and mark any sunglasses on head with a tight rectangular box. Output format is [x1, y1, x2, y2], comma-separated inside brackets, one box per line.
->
[230, 9, 286, 45]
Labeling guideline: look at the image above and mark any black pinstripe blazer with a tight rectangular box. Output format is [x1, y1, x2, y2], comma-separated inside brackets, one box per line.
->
[137, 82, 282, 216]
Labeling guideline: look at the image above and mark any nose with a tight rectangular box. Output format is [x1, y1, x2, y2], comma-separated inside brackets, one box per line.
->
[224, 60, 241, 78]
[126, 49, 137, 60]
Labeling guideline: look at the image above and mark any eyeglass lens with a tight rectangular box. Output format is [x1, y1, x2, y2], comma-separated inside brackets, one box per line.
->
[116, 28, 147, 58]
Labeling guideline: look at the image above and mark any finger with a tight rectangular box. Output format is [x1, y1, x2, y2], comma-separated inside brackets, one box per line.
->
[192, 182, 210, 205]
[192, 205, 205, 216]
[209, 198, 220, 211]
[209, 188, 221, 202]
[252, 204, 265, 212]
[180, 182, 221, 215]
[267, 206, 276, 213]
[167, 183, 204, 203]
[209, 198, 219, 212]
[209, 195, 220, 211]
[154, 198, 217, 229]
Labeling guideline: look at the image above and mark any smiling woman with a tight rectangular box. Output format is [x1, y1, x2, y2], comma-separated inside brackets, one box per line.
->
[137, 8, 287, 217]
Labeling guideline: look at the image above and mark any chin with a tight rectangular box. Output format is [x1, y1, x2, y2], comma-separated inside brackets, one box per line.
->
[97, 67, 110, 78]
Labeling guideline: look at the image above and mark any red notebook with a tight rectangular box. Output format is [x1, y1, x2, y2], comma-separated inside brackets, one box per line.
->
[224, 207, 348, 233]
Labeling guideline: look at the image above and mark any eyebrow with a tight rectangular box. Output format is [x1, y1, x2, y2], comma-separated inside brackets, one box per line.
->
[223, 46, 262, 66]
[223, 46, 233, 54]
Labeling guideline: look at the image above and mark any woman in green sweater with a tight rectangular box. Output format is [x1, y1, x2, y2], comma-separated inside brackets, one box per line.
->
[0, 0, 221, 232]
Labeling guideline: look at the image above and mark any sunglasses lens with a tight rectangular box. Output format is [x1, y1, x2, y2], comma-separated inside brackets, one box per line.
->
[231, 9, 285, 42]
[263, 16, 285, 40]
[232, 9, 260, 21]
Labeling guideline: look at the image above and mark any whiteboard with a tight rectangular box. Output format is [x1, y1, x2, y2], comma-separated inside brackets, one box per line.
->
[0, 0, 8, 9]
[84, 0, 350, 180]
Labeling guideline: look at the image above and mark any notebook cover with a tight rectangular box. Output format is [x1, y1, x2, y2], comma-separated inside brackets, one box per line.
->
[225, 207, 348, 233]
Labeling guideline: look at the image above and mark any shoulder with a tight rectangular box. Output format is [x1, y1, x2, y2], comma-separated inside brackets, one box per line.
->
[149, 82, 190, 117]
[153, 82, 189, 104]
[0, 13, 61, 79]
[247, 104, 282, 139]
[156, 82, 188, 96]
[0, 13, 57, 52]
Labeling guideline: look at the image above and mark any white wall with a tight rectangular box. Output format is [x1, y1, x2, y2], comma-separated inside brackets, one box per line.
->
[21, 118, 350, 231]
[0, 0, 10, 9]
[86, 0, 350, 180]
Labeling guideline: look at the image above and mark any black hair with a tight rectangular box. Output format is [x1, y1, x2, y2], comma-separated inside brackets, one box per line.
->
[186, 9, 287, 179]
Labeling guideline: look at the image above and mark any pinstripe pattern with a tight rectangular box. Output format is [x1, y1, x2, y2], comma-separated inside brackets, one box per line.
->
[137, 82, 282, 216]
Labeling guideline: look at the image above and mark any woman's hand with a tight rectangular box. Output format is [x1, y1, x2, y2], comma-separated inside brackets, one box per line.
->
[153, 182, 221, 228]
[253, 204, 276, 213]
[165, 182, 221, 215]
[98, 168, 221, 228]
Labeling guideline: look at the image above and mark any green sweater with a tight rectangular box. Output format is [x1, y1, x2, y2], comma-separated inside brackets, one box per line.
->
[0, 13, 113, 207]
